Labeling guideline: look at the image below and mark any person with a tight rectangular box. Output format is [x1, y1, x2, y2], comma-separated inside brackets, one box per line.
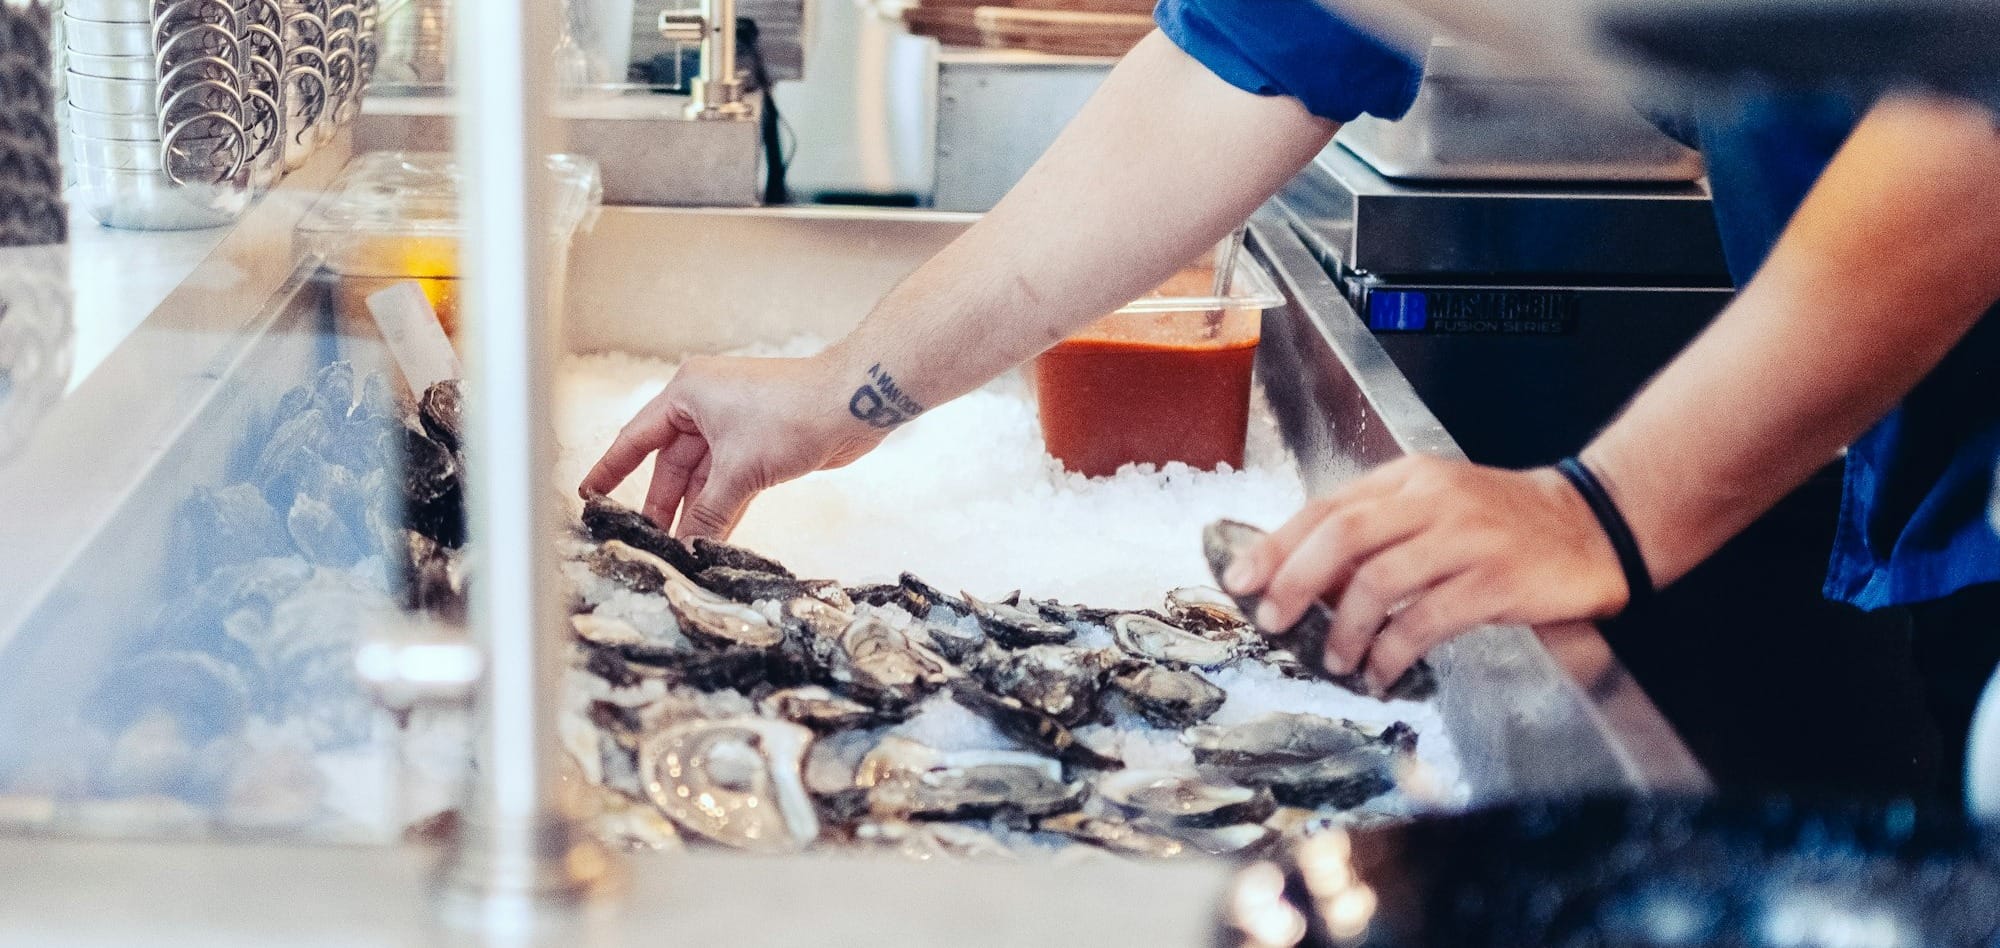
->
[584, 2, 2000, 798]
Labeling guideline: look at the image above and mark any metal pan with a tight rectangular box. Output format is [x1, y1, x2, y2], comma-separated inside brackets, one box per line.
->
[71, 161, 249, 230]
[64, 50, 157, 80]
[68, 129, 236, 173]
[62, 16, 154, 57]
[66, 103, 162, 140]
[63, 0, 154, 24]
[64, 73, 158, 113]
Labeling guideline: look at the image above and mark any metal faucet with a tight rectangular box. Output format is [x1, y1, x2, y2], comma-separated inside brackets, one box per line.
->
[659, 0, 753, 121]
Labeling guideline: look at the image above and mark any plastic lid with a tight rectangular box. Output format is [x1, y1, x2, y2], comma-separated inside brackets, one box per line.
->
[1109, 241, 1284, 316]
[296, 152, 604, 243]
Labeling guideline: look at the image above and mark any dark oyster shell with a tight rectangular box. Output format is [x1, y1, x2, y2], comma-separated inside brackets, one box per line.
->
[858, 738, 1081, 822]
[1185, 712, 1413, 810]
[964, 592, 1075, 648]
[885, 573, 971, 620]
[1110, 613, 1236, 669]
[977, 645, 1117, 726]
[307, 361, 356, 419]
[580, 492, 702, 576]
[583, 541, 669, 595]
[695, 566, 822, 605]
[916, 616, 987, 664]
[1037, 812, 1185, 859]
[827, 615, 957, 709]
[286, 493, 363, 567]
[759, 686, 896, 732]
[417, 379, 464, 452]
[1029, 599, 1121, 628]
[170, 483, 290, 583]
[1106, 663, 1226, 729]
[688, 536, 793, 578]
[1094, 770, 1276, 829]
[1203, 519, 1438, 701]
[946, 680, 1120, 771]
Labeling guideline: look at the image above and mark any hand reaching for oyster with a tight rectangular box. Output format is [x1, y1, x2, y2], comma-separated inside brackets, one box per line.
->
[580, 354, 888, 539]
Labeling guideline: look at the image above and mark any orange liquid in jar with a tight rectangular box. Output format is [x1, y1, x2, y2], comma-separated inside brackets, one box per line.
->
[1036, 334, 1259, 477]
[1035, 264, 1264, 478]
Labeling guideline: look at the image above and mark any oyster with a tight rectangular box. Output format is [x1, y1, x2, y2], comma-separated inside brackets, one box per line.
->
[638, 717, 820, 854]
[661, 646, 788, 693]
[405, 530, 464, 616]
[1038, 812, 1185, 859]
[697, 566, 850, 609]
[1254, 754, 1399, 810]
[828, 614, 958, 708]
[964, 592, 1075, 647]
[662, 573, 785, 650]
[688, 536, 793, 578]
[946, 681, 1120, 770]
[579, 492, 703, 576]
[306, 360, 357, 419]
[571, 613, 686, 662]
[1110, 613, 1237, 669]
[417, 378, 463, 453]
[978, 645, 1117, 726]
[1174, 822, 1277, 856]
[1106, 663, 1226, 729]
[1165, 586, 1246, 625]
[855, 737, 1081, 821]
[1029, 599, 1121, 628]
[172, 484, 289, 580]
[571, 647, 670, 708]
[402, 423, 464, 547]
[1185, 713, 1415, 810]
[852, 573, 972, 621]
[779, 597, 850, 673]
[583, 540, 670, 595]
[1202, 519, 1438, 701]
[1094, 770, 1275, 829]
[759, 686, 896, 732]
[592, 791, 683, 853]
[915, 615, 987, 664]
[1184, 712, 1394, 770]
[254, 407, 332, 499]
[286, 493, 363, 567]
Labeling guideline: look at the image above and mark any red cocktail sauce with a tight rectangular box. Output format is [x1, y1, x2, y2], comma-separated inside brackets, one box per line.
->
[1035, 330, 1259, 478]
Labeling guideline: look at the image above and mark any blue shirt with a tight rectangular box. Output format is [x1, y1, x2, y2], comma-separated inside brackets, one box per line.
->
[1159, 1, 2000, 609]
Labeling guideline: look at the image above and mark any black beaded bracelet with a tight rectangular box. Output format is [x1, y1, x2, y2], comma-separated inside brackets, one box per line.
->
[1555, 457, 1654, 612]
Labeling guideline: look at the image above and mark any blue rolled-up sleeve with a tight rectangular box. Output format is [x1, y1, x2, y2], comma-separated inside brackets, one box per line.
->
[1155, 0, 1425, 123]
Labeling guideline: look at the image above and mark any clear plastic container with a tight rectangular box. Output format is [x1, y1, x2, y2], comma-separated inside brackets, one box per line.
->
[1034, 240, 1285, 477]
[296, 151, 603, 343]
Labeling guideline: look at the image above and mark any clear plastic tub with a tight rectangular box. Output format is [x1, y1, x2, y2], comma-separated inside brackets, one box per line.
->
[296, 151, 603, 343]
[1034, 240, 1285, 477]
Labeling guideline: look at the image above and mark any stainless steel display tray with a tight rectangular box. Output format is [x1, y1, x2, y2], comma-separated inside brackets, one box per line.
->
[0, 204, 1703, 942]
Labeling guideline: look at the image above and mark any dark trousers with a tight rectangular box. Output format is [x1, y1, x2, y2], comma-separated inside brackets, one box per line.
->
[1906, 582, 2000, 804]
[1600, 466, 1999, 806]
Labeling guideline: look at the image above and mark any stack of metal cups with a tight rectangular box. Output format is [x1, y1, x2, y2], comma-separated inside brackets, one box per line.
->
[0, 0, 75, 460]
[62, 0, 378, 231]
[65, 0, 253, 229]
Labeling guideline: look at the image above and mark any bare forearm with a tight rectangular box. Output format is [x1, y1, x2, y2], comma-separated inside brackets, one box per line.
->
[819, 31, 1337, 425]
[1586, 96, 2000, 585]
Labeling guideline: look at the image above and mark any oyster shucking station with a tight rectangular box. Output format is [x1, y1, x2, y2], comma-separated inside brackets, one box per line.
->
[6, 0, 2000, 943]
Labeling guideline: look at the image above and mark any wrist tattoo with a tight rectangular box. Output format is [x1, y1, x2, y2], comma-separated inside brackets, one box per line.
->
[848, 363, 926, 429]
